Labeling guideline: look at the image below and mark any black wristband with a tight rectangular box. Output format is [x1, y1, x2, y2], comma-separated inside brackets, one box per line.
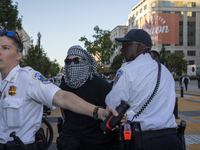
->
[93, 106, 100, 119]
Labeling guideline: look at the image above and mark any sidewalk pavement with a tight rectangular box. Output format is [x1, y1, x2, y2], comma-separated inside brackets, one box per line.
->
[175, 80, 200, 150]
[46, 80, 200, 150]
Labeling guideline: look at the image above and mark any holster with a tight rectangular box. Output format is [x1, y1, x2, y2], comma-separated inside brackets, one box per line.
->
[57, 117, 64, 134]
[130, 122, 145, 150]
[176, 120, 186, 150]
[122, 121, 145, 150]
[35, 128, 47, 150]
[6, 141, 18, 150]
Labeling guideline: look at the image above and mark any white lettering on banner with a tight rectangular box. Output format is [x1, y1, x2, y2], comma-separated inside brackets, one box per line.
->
[154, 15, 166, 24]
[146, 26, 170, 35]
[144, 15, 170, 36]
[151, 36, 158, 40]
[155, 26, 170, 34]
[151, 36, 161, 41]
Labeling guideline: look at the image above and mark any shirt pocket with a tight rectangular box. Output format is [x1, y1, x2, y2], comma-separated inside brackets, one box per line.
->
[2, 98, 23, 127]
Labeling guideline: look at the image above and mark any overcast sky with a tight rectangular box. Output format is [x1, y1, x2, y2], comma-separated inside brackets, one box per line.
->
[13, 0, 141, 67]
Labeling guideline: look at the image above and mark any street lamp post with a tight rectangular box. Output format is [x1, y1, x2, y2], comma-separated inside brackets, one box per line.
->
[37, 32, 41, 49]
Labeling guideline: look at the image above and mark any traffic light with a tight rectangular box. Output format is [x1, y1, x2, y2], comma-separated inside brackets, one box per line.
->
[51, 67, 52, 69]
[102, 66, 104, 69]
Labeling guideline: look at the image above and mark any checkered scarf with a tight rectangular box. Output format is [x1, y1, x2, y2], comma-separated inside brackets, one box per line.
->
[64, 45, 98, 89]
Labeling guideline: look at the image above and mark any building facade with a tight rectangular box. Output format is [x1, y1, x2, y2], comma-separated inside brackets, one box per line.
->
[111, 0, 200, 67]
[109, 25, 128, 67]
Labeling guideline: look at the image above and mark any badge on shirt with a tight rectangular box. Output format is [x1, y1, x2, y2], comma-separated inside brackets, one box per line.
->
[8, 86, 17, 96]
[113, 69, 124, 86]
[32, 72, 51, 84]
[3, 91, 6, 99]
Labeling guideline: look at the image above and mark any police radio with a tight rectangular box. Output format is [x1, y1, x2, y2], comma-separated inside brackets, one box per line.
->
[100, 100, 130, 134]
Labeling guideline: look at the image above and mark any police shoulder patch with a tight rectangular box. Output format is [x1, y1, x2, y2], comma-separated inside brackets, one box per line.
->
[32, 72, 51, 84]
[113, 69, 124, 86]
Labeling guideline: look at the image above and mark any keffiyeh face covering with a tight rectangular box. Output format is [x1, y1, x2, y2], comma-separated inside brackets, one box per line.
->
[64, 45, 98, 89]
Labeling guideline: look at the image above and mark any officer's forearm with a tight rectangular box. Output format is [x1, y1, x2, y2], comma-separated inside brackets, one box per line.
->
[53, 90, 118, 121]
[53, 90, 95, 118]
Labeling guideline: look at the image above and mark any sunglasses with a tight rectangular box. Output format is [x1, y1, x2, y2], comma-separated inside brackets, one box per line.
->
[122, 42, 138, 48]
[65, 57, 85, 65]
[0, 30, 23, 52]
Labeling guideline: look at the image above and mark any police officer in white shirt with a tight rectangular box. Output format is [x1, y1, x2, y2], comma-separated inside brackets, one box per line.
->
[0, 30, 121, 150]
[105, 29, 182, 150]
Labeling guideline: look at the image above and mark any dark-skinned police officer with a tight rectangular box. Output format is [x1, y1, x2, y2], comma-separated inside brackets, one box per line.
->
[106, 29, 182, 150]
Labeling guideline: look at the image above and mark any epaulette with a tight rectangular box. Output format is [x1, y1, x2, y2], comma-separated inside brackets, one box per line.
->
[19, 66, 34, 73]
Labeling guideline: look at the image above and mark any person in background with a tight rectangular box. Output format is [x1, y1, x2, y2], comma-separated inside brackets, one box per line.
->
[46, 72, 54, 83]
[149, 50, 160, 60]
[182, 75, 190, 91]
[0, 30, 121, 150]
[105, 29, 182, 150]
[179, 75, 183, 87]
[61, 74, 64, 82]
[197, 72, 200, 89]
[56, 45, 120, 150]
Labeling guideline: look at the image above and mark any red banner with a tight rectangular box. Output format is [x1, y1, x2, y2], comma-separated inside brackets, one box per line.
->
[141, 13, 179, 44]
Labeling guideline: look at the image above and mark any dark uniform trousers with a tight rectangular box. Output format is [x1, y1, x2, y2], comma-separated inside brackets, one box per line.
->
[143, 134, 182, 150]
[0, 143, 38, 150]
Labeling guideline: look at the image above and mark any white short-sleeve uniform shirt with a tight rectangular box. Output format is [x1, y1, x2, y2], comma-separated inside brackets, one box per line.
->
[106, 54, 177, 131]
[0, 65, 60, 144]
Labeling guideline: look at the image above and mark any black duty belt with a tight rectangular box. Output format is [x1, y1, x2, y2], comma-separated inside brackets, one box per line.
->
[0, 142, 38, 150]
[0, 143, 5, 150]
[143, 128, 177, 140]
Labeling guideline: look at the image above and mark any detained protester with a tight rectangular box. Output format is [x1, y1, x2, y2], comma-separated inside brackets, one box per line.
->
[106, 29, 182, 150]
[56, 45, 119, 150]
[0, 31, 121, 150]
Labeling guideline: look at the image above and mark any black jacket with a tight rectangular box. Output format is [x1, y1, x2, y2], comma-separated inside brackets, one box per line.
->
[60, 75, 119, 149]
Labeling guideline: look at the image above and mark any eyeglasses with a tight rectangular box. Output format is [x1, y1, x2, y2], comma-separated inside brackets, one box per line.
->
[122, 42, 138, 48]
[0, 30, 23, 52]
[65, 57, 85, 65]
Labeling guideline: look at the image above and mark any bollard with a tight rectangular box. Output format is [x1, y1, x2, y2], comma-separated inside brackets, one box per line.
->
[173, 97, 179, 119]
[181, 86, 184, 97]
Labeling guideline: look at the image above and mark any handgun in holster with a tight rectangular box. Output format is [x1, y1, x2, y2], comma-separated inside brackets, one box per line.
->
[177, 120, 186, 150]
[6, 132, 27, 150]
[57, 117, 64, 133]
[35, 128, 47, 150]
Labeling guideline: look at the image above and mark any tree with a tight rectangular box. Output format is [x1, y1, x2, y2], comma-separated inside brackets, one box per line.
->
[0, 0, 22, 30]
[79, 26, 117, 65]
[110, 54, 123, 72]
[159, 43, 168, 67]
[21, 37, 60, 77]
[167, 52, 187, 76]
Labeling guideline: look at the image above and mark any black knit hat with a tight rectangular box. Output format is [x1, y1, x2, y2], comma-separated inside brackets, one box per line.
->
[115, 29, 152, 47]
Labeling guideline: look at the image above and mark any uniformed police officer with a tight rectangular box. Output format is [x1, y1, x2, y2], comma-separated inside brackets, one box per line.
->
[0, 30, 121, 150]
[105, 29, 182, 150]
[150, 50, 160, 60]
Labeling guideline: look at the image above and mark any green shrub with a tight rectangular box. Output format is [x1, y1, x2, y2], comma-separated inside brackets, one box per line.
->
[173, 75, 197, 81]
[189, 75, 197, 80]
[174, 76, 179, 81]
